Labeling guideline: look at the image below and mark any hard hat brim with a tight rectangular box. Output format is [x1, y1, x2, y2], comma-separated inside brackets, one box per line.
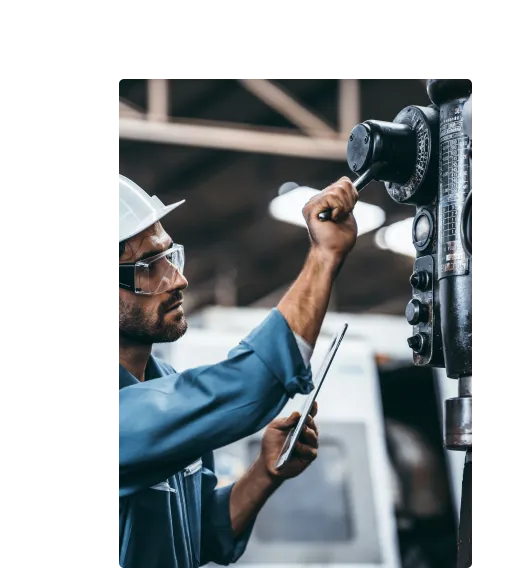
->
[119, 200, 185, 242]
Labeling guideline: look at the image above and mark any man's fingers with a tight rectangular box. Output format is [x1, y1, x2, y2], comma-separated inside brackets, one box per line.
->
[331, 182, 359, 216]
[305, 415, 318, 435]
[330, 177, 359, 204]
[304, 193, 345, 220]
[294, 441, 318, 461]
[299, 426, 318, 448]
[303, 178, 358, 222]
[274, 405, 318, 436]
[274, 411, 301, 431]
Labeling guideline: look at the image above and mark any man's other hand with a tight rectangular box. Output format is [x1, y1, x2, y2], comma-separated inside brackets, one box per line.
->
[259, 401, 319, 479]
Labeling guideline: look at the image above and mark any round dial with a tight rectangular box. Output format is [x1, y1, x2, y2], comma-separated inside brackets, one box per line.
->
[414, 214, 430, 243]
[386, 105, 439, 205]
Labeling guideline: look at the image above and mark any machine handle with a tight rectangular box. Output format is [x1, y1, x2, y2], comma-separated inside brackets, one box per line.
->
[278, 162, 386, 222]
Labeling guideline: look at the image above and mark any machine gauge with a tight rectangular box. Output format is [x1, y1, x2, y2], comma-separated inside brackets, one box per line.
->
[412, 209, 434, 251]
[386, 106, 440, 205]
[414, 215, 430, 242]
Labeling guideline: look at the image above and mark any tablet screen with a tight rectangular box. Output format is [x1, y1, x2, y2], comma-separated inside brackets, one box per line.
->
[275, 324, 348, 469]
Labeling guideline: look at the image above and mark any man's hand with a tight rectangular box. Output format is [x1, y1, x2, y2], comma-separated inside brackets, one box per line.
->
[258, 401, 319, 479]
[303, 176, 359, 267]
[229, 403, 319, 535]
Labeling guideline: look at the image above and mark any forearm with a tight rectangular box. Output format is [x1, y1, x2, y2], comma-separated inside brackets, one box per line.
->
[277, 248, 341, 346]
[229, 456, 283, 536]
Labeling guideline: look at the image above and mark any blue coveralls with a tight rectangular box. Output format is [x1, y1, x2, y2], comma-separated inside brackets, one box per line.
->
[119, 309, 313, 568]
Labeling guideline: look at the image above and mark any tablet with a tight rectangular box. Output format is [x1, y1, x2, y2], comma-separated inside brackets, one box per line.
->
[275, 324, 349, 470]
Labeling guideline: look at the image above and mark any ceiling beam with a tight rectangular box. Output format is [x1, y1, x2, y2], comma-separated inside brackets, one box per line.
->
[119, 117, 347, 161]
[238, 79, 337, 139]
[147, 79, 169, 121]
[119, 99, 145, 119]
[339, 79, 360, 137]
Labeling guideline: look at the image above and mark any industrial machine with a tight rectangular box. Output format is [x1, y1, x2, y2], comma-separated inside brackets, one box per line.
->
[277, 78, 472, 567]
[333, 79, 472, 568]
[346, 79, 471, 567]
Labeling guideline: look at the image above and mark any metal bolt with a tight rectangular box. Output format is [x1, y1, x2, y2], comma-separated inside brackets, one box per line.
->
[352, 163, 357, 171]
[407, 335, 421, 350]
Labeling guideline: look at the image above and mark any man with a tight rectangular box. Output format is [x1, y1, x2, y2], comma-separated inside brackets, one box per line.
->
[119, 173, 359, 568]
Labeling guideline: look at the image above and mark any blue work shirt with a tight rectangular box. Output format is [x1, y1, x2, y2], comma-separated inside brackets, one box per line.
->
[120, 309, 313, 568]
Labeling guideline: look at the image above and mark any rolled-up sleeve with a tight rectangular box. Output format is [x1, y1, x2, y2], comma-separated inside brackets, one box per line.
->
[199, 463, 253, 566]
[120, 309, 313, 497]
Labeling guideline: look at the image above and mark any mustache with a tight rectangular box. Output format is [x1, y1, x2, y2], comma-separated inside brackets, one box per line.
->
[160, 291, 184, 313]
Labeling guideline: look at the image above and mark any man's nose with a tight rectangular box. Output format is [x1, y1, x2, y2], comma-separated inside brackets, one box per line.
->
[174, 271, 189, 290]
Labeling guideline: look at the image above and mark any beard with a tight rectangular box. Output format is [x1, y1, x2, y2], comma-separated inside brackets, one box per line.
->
[119, 291, 188, 344]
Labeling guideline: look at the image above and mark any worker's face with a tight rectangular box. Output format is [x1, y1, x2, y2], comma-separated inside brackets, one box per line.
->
[119, 222, 189, 344]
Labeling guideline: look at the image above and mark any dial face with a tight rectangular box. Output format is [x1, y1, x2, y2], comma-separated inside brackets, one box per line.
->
[414, 213, 430, 243]
[387, 106, 436, 204]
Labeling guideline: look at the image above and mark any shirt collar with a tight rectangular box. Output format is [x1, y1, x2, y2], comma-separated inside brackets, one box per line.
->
[119, 355, 164, 390]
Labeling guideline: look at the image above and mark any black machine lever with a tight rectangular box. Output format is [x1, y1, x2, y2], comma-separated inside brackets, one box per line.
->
[278, 161, 386, 221]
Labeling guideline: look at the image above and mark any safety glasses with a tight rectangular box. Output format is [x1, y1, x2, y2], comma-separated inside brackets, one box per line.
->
[119, 244, 185, 295]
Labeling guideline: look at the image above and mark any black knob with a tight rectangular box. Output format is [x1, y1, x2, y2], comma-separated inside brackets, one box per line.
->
[410, 270, 431, 291]
[346, 124, 373, 174]
[405, 299, 429, 325]
[347, 120, 416, 184]
[407, 332, 429, 354]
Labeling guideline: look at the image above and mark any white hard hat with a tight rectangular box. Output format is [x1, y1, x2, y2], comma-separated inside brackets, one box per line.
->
[119, 174, 185, 242]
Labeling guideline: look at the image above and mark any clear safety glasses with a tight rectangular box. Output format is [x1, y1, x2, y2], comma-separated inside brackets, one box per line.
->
[119, 244, 185, 295]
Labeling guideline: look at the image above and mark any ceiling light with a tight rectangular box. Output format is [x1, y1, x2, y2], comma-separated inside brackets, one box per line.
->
[374, 217, 416, 258]
[269, 186, 386, 236]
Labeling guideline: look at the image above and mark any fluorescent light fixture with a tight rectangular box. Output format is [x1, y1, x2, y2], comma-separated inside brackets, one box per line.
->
[269, 186, 385, 236]
[374, 217, 416, 258]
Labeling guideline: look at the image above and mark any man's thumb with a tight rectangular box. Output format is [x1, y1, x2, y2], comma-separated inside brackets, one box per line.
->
[275, 412, 301, 431]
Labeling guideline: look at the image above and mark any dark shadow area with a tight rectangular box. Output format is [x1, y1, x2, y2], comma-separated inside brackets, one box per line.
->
[379, 364, 458, 568]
